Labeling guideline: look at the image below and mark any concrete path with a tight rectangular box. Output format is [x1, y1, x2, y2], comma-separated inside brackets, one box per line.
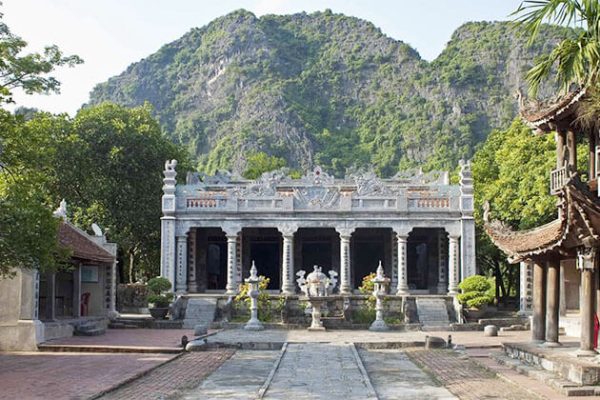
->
[263, 343, 376, 400]
[180, 350, 280, 400]
[360, 349, 456, 400]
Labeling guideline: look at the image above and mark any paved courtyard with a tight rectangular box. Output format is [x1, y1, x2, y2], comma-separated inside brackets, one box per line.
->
[0, 329, 586, 400]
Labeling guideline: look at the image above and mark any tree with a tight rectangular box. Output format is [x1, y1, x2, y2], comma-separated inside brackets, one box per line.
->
[0, 8, 81, 276]
[512, 0, 600, 96]
[472, 118, 590, 301]
[47, 102, 190, 281]
[243, 152, 286, 179]
[0, 110, 69, 275]
[0, 10, 82, 104]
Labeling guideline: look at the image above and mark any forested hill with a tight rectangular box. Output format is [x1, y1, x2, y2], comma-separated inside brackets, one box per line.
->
[88, 9, 570, 177]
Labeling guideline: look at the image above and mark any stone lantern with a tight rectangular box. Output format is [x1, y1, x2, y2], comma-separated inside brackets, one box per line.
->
[369, 261, 390, 331]
[244, 261, 264, 331]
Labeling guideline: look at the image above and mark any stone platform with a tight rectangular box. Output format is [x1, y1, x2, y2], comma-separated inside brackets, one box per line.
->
[495, 341, 600, 396]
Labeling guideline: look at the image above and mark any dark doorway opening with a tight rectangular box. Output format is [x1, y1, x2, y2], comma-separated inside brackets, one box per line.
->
[302, 242, 332, 270]
[206, 239, 227, 290]
[250, 242, 280, 290]
[353, 241, 385, 288]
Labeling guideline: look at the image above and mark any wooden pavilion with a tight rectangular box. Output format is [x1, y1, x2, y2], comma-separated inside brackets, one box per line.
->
[485, 88, 600, 355]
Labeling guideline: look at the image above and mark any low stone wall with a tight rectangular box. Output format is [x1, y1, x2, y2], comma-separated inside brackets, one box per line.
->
[210, 294, 405, 328]
[117, 283, 149, 313]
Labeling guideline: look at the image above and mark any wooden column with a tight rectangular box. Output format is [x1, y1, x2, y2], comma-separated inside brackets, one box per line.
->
[567, 129, 577, 174]
[532, 261, 546, 343]
[545, 260, 560, 346]
[73, 265, 82, 318]
[588, 129, 596, 179]
[555, 130, 566, 168]
[577, 247, 597, 356]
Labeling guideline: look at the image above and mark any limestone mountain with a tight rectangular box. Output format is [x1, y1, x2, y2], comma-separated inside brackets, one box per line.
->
[88, 9, 570, 176]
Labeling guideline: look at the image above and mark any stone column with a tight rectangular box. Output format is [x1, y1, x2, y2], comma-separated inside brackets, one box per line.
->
[175, 235, 188, 294]
[109, 260, 118, 317]
[437, 230, 447, 294]
[532, 260, 546, 343]
[396, 233, 409, 295]
[188, 229, 198, 293]
[337, 228, 354, 295]
[545, 260, 560, 346]
[577, 247, 597, 355]
[280, 225, 297, 295]
[160, 160, 178, 290]
[225, 229, 240, 295]
[518, 261, 533, 316]
[448, 235, 460, 295]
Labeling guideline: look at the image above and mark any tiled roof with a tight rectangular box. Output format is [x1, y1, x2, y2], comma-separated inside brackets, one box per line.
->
[520, 88, 586, 130]
[58, 222, 115, 264]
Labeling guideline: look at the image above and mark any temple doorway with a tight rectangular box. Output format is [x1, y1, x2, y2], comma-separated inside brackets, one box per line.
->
[351, 228, 391, 288]
[295, 228, 339, 279]
[243, 228, 281, 290]
[194, 228, 228, 291]
[407, 228, 444, 293]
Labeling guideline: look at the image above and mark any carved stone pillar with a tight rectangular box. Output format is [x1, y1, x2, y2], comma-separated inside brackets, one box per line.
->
[188, 229, 198, 293]
[577, 247, 597, 355]
[337, 228, 354, 295]
[545, 259, 560, 346]
[279, 225, 297, 295]
[437, 230, 447, 294]
[448, 235, 460, 295]
[532, 260, 546, 343]
[175, 235, 188, 294]
[225, 228, 240, 295]
[396, 233, 409, 295]
[518, 261, 533, 316]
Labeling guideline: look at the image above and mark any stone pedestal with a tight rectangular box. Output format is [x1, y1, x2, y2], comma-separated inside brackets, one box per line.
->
[308, 298, 326, 331]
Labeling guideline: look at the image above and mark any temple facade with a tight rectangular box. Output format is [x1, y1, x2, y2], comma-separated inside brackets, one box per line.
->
[160, 161, 476, 296]
[486, 88, 600, 355]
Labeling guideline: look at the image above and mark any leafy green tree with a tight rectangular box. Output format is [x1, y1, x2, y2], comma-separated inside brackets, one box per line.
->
[0, 11, 82, 104]
[0, 110, 70, 275]
[242, 152, 286, 179]
[472, 118, 557, 301]
[0, 9, 81, 276]
[43, 102, 190, 282]
[513, 0, 600, 96]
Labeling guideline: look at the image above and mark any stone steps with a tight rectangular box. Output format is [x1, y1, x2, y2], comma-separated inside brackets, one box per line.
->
[491, 352, 600, 397]
[415, 298, 450, 327]
[73, 321, 106, 336]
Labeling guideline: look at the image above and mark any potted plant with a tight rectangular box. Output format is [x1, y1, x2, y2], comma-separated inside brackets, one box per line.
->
[146, 277, 174, 319]
[457, 275, 494, 321]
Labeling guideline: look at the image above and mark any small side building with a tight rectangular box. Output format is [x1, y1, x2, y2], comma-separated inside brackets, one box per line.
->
[0, 201, 118, 351]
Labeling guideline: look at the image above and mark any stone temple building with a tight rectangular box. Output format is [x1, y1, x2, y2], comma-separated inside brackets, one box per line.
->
[159, 161, 476, 299]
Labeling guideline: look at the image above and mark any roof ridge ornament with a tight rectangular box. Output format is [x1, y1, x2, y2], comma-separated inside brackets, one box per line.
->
[53, 199, 68, 220]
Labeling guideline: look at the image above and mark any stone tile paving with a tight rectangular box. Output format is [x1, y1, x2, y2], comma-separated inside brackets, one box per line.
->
[208, 328, 534, 346]
[359, 349, 457, 399]
[264, 343, 376, 400]
[44, 328, 196, 348]
[0, 351, 177, 400]
[99, 349, 234, 400]
[179, 350, 280, 400]
[405, 348, 540, 400]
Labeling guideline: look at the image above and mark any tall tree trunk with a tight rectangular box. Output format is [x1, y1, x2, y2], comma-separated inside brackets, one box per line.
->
[128, 249, 135, 284]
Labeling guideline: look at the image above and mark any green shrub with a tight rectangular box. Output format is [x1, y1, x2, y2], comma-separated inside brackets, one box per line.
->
[146, 277, 174, 308]
[234, 276, 273, 321]
[457, 275, 494, 309]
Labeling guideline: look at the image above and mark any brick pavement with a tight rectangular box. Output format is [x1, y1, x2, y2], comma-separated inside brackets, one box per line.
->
[99, 349, 234, 400]
[405, 348, 540, 400]
[0, 352, 177, 400]
[44, 328, 196, 348]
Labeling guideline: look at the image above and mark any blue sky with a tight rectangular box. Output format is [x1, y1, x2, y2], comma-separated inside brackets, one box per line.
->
[3, 0, 523, 114]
